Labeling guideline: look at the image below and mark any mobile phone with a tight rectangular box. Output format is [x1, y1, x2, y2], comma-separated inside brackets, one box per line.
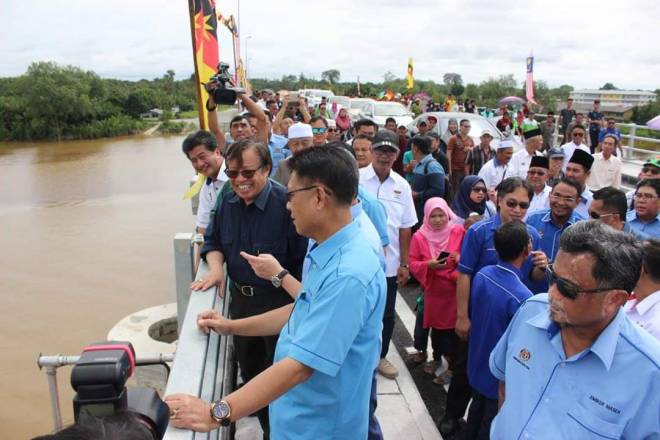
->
[438, 251, 450, 261]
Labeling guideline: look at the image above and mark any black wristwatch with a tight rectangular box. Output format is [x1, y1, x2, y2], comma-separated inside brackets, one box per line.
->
[271, 269, 289, 288]
[210, 400, 231, 426]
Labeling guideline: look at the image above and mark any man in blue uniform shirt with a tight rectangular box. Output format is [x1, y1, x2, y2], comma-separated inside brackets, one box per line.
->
[166, 146, 387, 439]
[489, 221, 660, 439]
[627, 178, 660, 238]
[466, 221, 533, 440]
[526, 177, 584, 284]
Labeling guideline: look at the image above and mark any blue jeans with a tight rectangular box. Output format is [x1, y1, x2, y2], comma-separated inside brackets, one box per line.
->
[368, 369, 383, 440]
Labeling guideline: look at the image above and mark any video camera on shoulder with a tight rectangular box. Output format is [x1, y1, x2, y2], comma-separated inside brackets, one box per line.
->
[204, 62, 246, 105]
[70, 341, 169, 440]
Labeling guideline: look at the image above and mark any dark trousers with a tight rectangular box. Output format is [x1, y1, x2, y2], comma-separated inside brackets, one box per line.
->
[443, 339, 473, 421]
[230, 284, 291, 439]
[450, 171, 465, 198]
[381, 276, 398, 358]
[368, 369, 384, 440]
[465, 391, 499, 440]
[413, 309, 458, 362]
[589, 129, 600, 154]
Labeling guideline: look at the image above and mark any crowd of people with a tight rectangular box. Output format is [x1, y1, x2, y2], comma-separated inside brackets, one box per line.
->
[164, 83, 659, 440]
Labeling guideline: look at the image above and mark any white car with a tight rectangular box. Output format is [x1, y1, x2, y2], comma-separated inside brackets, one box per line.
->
[298, 89, 335, 107]
[347, 98, 376, 121]
[406, 112, 522, 151]
[358, 101, 414, 128]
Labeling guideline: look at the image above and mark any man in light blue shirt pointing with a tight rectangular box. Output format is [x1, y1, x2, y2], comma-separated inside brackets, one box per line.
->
[489, 221, 660, 439]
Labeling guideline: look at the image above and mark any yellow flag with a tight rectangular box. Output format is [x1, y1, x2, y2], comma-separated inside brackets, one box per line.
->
[183, 174, 206, 200]
[406, 58, 414, 89]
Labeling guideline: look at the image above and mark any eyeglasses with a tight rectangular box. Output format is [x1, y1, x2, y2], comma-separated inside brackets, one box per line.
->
[311, 127, 327, 135]
[327, 128, 339, 133]
[504, 199, 530, 210]
[641, 166, 659, 175]
[547, 264, 615, 300]
[588, 211, 616, 220]
[286, 185, 333, 202]
[527, 170, 547, 176]
[225, 166, 263, 179]
[634, 192, 658, 200]
[550, 193, 576, 203]
[471, 187, 488, 194]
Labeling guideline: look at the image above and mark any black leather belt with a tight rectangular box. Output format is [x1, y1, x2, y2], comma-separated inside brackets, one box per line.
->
[229, 281, 278, 297]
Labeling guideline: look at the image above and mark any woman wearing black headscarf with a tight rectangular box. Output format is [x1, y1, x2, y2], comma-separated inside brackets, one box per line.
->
[451, 175, 495, 223]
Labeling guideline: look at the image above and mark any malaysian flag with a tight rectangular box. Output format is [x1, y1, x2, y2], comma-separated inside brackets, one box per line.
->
[526, 55, 538, 105]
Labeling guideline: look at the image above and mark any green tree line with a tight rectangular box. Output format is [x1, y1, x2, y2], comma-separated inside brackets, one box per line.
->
[0, 62, 197, 141]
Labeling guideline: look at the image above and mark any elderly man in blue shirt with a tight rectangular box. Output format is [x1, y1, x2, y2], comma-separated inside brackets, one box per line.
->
[489, 221, 660, 439]
[167, 146, 387, 439]
[466, 220, 532, 439]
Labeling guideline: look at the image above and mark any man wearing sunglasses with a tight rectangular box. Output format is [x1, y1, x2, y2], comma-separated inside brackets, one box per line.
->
[565, 149, 595, 219]
[525, 156, 551, 217]
[310, 116, 329, 146]
[560, 125, 590, 172]
[190, 139, 308, 437]
[590, 186, 650, 240]
[489, 221, 660, 440]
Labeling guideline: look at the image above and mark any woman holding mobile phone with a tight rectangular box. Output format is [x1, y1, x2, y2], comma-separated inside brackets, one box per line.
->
[408, 197, 465, 381]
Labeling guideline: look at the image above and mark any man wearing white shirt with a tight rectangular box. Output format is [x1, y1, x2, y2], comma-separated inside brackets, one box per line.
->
[625, 239, 660, 340]
[588, 134, 622, 190]
[181, 130, 229, 233]
[525, 156, 551, 217]
[478, 139, 514, 201]
[560, 125, 590, 172]
[360, 129, 418, 380]
[509, 127, 543, 179]
[565, 149, 595, 219]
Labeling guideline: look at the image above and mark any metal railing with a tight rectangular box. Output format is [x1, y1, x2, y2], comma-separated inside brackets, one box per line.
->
[165, 233, 236, 440]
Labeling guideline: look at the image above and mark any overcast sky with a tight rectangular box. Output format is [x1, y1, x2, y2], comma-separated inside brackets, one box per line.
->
[2, 0, 658, 91]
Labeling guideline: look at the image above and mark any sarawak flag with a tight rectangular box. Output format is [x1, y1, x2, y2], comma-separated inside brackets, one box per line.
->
[406, 58, 414, 89]
[185, 0, 220, 200]
[526, 56, 538, 105]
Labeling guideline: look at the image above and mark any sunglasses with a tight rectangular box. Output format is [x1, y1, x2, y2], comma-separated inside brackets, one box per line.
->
[312, 127, 327, 134]
[504, 198, 530, 210]
[527, 170, 547, 176]
[588, 211, 615, 220]
[471, 187, 488, 194]
[286, 185, 333, 202]
[642, 166, 659, 175]
[327, 128, 339, 133]
[225, 166, 263, 179]
[547, 264, 614, 300]
[572, 132, 585, 137]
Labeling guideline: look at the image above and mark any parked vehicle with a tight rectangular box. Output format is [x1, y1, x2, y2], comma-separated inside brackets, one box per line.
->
[348, 98, 376, 121]
[358, 101, 414, 128]
[406, 112, 522, 150]
[298, 89, 335, 107]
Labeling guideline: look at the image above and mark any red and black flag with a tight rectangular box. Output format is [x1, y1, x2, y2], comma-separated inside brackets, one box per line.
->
[188, 0, 220, 131]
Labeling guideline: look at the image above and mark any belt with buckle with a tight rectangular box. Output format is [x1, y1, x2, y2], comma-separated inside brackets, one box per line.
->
[231, 281, 256, 297]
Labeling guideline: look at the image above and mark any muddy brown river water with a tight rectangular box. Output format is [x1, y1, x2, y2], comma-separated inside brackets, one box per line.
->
[0, 134, 196, 438]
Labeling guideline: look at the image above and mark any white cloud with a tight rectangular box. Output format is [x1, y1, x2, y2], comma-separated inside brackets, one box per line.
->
[1, 0, 658, 90]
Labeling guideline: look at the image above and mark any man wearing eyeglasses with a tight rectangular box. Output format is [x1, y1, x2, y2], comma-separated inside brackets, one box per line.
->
[590, 186, 650, 240]
[191, 139, 308, 437]
[627, 178, 660, 238]
[489, 221, 660, 440]
[527, 178, 584, 268]
[511, 127, 544, 180]
[626, 156, 660, 208]
[525, 156, 551, 217]
[560, 125, 590, 172]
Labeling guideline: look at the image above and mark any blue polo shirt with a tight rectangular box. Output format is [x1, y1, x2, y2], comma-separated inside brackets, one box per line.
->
[467, 262, 532, 399]
[269, 134, 291, 177]
[458, 215, 543, 291]
[357, 185, 390, 247]
[489, 294, 660, 440]
[526, 208, 584, 262]
[411, 154, 446, 222]
[626, 210, 660, 238]
[270, 221, 387, 439]
[598, 127, 622, 142]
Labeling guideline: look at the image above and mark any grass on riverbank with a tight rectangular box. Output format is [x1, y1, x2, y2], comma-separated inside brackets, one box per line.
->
[178, 104, 234, 119]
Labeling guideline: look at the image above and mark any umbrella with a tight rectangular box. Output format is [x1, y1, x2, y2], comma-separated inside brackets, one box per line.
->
[647, 115, 660, 130]
[498, 96, 525, 106]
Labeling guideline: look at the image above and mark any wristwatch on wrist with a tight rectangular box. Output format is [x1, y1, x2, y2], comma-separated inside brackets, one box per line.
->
[210, 400, 231, 426]
[400, 264, 409, 269]
[271, 269, 289, 288]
